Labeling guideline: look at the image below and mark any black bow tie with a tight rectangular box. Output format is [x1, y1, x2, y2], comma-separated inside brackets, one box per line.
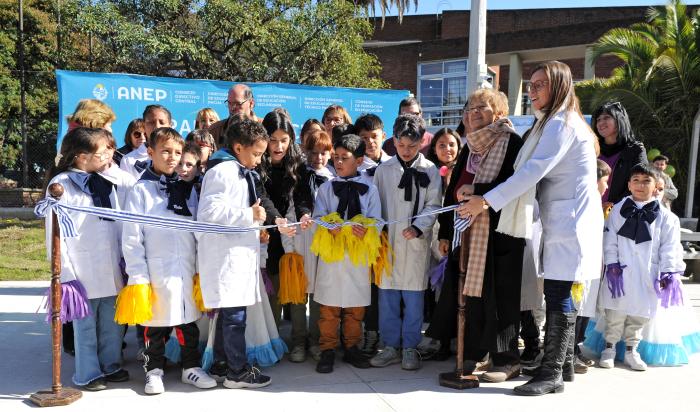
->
[308, 170, 329, 194]
[67, 171, 115, 220]
[332, 179, 369, 219]
[618, 198, 660, 243]
[397, 164, 431, 222]
[134, 159, 150, 173]
[239, 167, 260, 207]
[165, 179, 195, 217]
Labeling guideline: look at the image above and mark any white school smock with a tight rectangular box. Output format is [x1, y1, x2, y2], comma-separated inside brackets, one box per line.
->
[484, 111, 604, 282]
[359, 151, 391, 172]
[312, 173, 382, 308]
[373, 155, 442, 291]
[45, 169, 135, 299]
[119, 143, 149, 180]
[121, 174, 201, 327]
[599, 197, 685, 318]
[196, 161, 261, 309]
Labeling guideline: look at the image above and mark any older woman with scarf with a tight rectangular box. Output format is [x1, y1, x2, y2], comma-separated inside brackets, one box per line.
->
[457, 61, 603, 396]
[594, 101, 647, 206]
[425, 89, 524, 380]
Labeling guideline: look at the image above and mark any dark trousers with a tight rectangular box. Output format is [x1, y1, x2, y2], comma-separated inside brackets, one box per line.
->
[520, 310, 540, 346]
[543, 280, 575, 313]
[143, 322, 200, 371]
[214, 306, 248, 372]
[364, 283, 379, 332]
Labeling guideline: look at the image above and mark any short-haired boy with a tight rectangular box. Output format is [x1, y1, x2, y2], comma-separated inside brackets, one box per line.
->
[197, 119, 280, 388]
[598, 164, 685, 371]
[355, 114, 391, 175]
[122, 127, 216, 394]
[312, 134, 382, 374]
[120, 105, 173, 179]
[370, 114, 442, 370]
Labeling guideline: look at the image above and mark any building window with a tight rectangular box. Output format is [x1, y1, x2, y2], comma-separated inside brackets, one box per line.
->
[417, 59, 468, 127]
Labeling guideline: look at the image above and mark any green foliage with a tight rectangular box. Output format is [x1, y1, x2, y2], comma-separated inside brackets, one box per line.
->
[0, 218, 49, 281]
[0, 0, 388, 188]
[576, 0, 700, 211]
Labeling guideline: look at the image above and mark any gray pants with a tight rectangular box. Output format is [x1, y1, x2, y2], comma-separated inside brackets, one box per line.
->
[603, 309, 648, 347]
[269, 273, 321, 348]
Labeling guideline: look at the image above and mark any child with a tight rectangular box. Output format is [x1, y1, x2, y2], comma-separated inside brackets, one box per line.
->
[121, 105, 172, 179]
[355, 114, 391, 174]
[185, 129, 217, 173]
[195, 107, 220, 130]
[571, 160, 611, 374]
[291, 129, 335, 362]
[300, 118, 324, 147]
[595, 164, 686, 371]
[46, 127, 133, 390]
[312, 134, 381, 373]
[114, 119, 146, 166]
[371, 114, 442, 371]
[121, 128, 215, 394]
[197, 118, 286, 389]
[177, 142, 203, 184]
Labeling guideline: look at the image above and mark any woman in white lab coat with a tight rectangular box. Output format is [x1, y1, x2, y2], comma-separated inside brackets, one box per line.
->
[457, 61, 603, 396]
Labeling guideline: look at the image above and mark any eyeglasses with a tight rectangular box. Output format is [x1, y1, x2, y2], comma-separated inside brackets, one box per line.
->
[466, 104, 490, 113]
[526, 80, 549, 94]
[92, 151, 112, 161]
[226, 98, 251, 107]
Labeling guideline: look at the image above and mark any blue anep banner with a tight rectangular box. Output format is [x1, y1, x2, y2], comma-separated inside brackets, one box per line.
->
[56, 70, 410, 148]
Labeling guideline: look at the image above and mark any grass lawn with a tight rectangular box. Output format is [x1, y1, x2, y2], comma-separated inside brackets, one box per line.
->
[0, 218, 50, 281]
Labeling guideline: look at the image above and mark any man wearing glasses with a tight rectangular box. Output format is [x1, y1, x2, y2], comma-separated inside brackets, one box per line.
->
[209, 84, 261, 146]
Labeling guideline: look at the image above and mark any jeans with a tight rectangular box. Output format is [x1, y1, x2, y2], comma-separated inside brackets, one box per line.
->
[72, 296, 124, 385]
[543, 279, 575, 313]
[378, 288, 424, 349]
[217, 306, 248, 372]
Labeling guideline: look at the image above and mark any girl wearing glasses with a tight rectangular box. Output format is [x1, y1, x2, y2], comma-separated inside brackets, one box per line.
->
[45, 127, 136, 391]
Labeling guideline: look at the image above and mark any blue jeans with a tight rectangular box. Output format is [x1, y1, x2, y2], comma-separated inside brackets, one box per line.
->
[378, 289, 424, 349]
[72, 296, 124, 385]
[543, 279, 575, 313]
[217, 306, 248, 373]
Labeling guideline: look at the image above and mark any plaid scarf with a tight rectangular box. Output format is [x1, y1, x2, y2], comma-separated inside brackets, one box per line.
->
[462, 118, 514, 297]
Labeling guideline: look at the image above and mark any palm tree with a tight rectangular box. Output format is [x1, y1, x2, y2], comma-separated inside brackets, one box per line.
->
[352, 0, 418, 22]
[576, 0, 700, 210]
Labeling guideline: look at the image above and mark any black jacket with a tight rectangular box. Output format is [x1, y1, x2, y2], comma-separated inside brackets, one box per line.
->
[603, 140, 647, 204]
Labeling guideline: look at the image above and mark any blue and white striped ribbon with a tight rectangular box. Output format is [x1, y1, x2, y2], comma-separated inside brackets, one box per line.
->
[452, 211, 472, 250]
[34, 197, 460, 238]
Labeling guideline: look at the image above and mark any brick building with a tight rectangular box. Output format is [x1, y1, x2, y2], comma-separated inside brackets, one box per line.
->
[365, 6, 652, 125]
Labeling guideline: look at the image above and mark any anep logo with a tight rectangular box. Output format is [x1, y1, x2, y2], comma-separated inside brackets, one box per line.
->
[116, 86, 167, 102]
[92, 84, 108, 100]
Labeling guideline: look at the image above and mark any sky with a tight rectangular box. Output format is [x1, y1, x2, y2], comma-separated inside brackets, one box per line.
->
[374, 0, 700, 15]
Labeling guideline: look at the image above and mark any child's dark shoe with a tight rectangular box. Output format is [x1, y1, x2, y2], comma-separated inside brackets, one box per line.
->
[316, 349, 335, 373]
[223, 365, 271, 389]
[343, 346, 370, 369]
[105, 369, 130, 382]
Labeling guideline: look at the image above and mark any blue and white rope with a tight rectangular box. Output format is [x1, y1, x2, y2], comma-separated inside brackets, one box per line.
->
[34, 197, 461, 238]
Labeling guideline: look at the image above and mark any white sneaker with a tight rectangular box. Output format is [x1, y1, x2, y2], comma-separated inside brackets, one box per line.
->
[182, 367, 218, 389]
[289, 345, 306, 363]
[599, 347, 616, 369]
[144, 368, 164, 395]
[624, 350, 647, 371]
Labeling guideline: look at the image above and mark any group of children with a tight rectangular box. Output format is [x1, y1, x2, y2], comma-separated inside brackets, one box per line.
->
[45, 97, 698, 397]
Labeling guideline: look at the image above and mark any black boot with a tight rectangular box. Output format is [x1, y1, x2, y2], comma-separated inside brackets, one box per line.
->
[562, 311, 577, 382]
[514, 311, 574, 396]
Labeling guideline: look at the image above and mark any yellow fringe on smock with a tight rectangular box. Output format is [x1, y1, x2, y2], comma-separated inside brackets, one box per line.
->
[114, 283, 153, 325]
[571, 282, 584, 305]
[371, 231, 394, 284]
[310, 213, 346, 263]
[192, 273, 208, 312]
[278, 252, 307, 304]
[345, 215, 381, 266]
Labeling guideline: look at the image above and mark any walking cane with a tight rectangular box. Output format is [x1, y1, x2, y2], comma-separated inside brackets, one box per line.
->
[30, 183, 82, 407]
[439, 227, 479, 389]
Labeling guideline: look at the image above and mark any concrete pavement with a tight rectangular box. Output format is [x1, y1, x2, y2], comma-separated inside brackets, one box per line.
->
[1, 280, 699, 412]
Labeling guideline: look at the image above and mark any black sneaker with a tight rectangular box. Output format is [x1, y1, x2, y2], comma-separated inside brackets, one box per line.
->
[223, 365, 271, 389]
[209, 361, 228, 383]
[82, 378, 107, 391]
[342, 346, 370, 369]
[316, 349, 335, 373]
[105, 369, 130, 382]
